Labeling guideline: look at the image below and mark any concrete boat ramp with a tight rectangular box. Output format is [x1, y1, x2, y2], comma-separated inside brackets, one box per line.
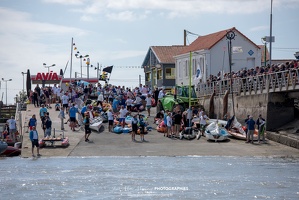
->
[20, 104, 299, 158]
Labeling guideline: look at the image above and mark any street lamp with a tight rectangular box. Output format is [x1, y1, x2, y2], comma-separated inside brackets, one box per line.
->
[2, 78, 12, 105]
[75, 51, 89, 78]
[43, 63, 56, 73]
[94, 63, 101, 80]
[21, 72, 27, 102]
[43, 63, 55, 86]
[226, 29, 236, 116]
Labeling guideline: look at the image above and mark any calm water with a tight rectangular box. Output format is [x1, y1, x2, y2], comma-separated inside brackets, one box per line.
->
[0, 156, 298, 200]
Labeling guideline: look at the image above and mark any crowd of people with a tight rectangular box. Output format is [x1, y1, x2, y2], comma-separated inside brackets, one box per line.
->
[206, 60, 298, 84]
[24, 80, 172, 152]
[4, 68, 276, 156]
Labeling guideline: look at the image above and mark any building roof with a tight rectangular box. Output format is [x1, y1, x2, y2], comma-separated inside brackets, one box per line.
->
[151, 45, 186, 64]
[181, 27, 260, 54]
[141, 45, 186, 66]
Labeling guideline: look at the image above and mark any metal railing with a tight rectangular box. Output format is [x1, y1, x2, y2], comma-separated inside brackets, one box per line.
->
[197, 68, 299, 96]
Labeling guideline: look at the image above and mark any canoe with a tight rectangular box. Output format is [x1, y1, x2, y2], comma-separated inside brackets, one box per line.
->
[226, 116, 258, 140]
[227, 128, 258, 140]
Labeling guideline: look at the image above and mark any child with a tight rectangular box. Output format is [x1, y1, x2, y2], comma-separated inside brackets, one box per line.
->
[138, 115, 147, 142]
[131, 114, 138, 142]
[166, 112, 172, 138]
[107, 109, 114, 132]
[55, 101, 61, 111]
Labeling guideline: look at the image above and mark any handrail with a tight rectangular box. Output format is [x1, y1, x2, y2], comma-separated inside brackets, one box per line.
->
[197, 68, 299, 96]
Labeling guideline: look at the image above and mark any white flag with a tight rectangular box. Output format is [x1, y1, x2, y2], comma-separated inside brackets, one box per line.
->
[194, 63, 202, 83]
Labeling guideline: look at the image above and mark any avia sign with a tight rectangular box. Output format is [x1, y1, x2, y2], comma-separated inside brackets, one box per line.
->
[32, 72, 62, 81]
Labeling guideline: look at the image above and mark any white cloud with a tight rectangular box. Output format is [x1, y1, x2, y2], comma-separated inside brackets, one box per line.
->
[80, 15, 94, 22]
[250, 26, 269, 32]
[0, 7, 89, 75]
[42, 0, 86, 5]
[43, 0, 299, 22]
[106, 10, 147, 21]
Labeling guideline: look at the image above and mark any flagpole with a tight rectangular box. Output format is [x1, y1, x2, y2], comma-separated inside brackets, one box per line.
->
[70, 37, 73, 84]
[189, 51, 192, 109]
[269, 0, 273, 68]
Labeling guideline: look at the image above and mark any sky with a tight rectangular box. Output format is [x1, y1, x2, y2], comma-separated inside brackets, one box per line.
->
[0, 0, 298, 104]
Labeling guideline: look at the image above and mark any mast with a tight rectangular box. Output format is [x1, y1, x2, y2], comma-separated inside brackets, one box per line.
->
[70, 37, 73, 84]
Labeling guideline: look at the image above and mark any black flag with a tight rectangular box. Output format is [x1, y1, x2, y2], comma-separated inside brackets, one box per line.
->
[102, 65, 113, 73]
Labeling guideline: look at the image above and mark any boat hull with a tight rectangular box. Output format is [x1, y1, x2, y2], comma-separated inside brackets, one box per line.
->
[0, 146, 21, 157]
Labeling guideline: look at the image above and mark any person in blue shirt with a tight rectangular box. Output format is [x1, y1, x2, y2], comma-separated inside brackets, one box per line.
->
[80, 105, 87, 117]
[246, 115, 255, 143]
[69, 103, 79, 131]
[28, 114, 37, 131]
[112, 97, 120, 113]
[39, 104, 47, 120]
[29, 126, 41, 157]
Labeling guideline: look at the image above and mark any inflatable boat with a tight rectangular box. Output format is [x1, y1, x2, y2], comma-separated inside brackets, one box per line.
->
[205, 122, 229, 142]
[179, 127, 197, 140]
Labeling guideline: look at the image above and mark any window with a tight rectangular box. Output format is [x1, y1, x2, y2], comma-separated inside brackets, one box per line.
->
[178, 62, 182, 79]
[165, 68, 175, 79]
[193, 59, 197, 75]
[157, 69, 162, 79]
[153, 69, 157, 80]
[185, 60, 188, 77]
[145, 72, 151, 82]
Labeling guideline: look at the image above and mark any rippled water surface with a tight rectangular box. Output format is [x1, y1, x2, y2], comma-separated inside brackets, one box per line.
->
[0, 156, 298, 200]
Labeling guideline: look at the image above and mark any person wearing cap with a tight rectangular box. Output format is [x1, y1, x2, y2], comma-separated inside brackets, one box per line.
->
[246, 115, 255, 143]
[29, 126, 41, 157]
